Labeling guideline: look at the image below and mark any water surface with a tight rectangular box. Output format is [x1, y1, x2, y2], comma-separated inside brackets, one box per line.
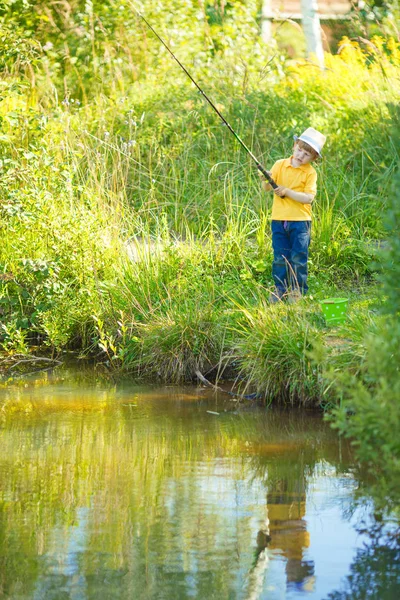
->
[0, 366, 398, 599]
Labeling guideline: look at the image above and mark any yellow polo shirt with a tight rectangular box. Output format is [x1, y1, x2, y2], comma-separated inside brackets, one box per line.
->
[270, 157, 317, 221]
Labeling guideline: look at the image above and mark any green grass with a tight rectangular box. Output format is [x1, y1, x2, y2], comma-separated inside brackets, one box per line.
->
[233, 300, 324, 404]
[0, 6, 399, 407]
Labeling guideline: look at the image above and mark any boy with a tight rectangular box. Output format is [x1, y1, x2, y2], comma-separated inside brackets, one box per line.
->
[260, 127, 326, 303]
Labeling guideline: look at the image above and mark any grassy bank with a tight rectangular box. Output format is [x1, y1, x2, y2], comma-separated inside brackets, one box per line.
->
[0, 9, 400, 390]
[1, 37, 397, 394]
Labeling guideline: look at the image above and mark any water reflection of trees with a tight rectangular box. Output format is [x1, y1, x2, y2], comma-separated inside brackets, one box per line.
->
[0, 387, 359, 599]
[325, 524, 400, 600]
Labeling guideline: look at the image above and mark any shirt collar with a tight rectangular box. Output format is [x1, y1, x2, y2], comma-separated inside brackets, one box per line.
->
[285, 156, 311, 172]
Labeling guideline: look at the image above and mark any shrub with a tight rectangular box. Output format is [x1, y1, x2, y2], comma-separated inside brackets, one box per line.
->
[330, 124, 400, 513]
[235, 302, 324, 405]
[132, 300, 227, 383]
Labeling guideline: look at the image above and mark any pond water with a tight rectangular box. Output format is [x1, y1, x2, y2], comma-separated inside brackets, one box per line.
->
[0, 366, 398, 600]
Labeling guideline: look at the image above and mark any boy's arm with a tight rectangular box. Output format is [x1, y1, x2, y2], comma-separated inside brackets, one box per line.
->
[274, 170, 317, 204]
[274, 187, 314, 204]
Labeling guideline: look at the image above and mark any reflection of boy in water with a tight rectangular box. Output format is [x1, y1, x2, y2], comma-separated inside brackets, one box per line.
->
[267, 482, 315, 592]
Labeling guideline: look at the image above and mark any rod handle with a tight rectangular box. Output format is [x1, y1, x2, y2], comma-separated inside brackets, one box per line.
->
[256, 164, 278, 189]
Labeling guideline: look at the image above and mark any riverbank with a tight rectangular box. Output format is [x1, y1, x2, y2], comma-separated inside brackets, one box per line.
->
[0, 258, 380, 408]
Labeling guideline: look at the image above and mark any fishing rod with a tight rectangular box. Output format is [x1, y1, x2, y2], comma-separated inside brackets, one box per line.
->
[132, 5, 278, 189]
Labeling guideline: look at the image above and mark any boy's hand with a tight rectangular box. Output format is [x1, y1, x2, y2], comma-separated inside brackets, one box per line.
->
[274, 186, 287, 197]
[258, 170, 272, 180]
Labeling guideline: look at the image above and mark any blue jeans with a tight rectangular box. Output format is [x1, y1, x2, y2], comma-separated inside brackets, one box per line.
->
[271, 220, 311, 295]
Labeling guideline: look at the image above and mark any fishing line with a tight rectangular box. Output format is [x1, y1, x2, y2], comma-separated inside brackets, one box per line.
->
[131, 3, 278, 189]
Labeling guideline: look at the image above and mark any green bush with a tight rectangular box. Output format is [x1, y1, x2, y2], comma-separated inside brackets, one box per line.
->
[132, 302, 227, 383]
[235, 302, 324, 405]
[330, 129, 400, 513]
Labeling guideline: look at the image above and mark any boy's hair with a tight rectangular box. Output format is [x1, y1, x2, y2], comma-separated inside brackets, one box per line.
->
[295, 139, 318, 158]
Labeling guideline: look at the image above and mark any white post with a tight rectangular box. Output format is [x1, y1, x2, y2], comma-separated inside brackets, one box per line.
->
[261, 0, 272, 43]
[300, 0, 324, 67]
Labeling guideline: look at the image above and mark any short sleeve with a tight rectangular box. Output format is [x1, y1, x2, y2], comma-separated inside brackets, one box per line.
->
[304, 170, 317, 196]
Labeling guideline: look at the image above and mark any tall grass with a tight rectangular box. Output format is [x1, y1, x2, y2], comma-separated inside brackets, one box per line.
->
[234, 301, 324, 404]
[0, 5, 398, 403]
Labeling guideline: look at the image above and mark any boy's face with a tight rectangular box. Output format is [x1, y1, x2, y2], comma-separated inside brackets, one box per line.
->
[292, 142, 317, 167]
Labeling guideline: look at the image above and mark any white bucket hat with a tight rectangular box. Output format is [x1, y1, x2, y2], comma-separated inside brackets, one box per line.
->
[294, 127, 326, 157]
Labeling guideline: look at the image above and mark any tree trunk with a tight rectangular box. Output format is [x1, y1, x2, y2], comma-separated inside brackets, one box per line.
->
[260, 0, 272, 43]
[300, 0, 324, 67]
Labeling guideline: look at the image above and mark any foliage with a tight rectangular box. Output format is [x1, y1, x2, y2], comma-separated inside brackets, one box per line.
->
[349, 0, 400, 39]
[329, 126, 400, 513]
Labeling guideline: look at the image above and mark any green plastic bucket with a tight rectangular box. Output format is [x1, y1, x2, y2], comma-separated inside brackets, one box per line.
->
[320, 297, 349, 325]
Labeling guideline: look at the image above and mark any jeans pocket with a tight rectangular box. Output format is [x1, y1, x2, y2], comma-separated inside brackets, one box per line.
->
[296, 221, 311, 240]
[294, 221, 311, 235]
[271, 220, 284, 235]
